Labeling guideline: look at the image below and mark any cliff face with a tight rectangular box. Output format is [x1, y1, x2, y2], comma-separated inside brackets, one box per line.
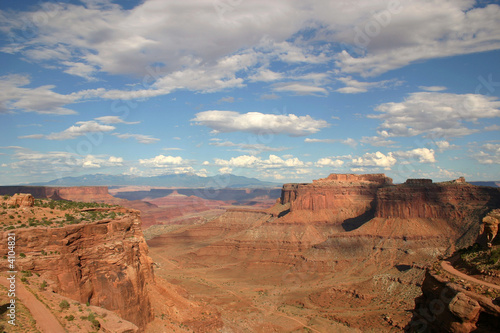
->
[409, 270, 500, 332]
[375, 183, 500, 220]
[0, 208, 154, 328]
[279, 174, 393, 224]
[0, 186, 115, 202]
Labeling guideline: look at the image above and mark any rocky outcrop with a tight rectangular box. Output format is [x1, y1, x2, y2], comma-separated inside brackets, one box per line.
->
[279, 174, 393, 224]
[0, 186, 115, 202]
[7, 193, 34, 207]
[408, 270, 500, 332]
[0, 208, 154, 328]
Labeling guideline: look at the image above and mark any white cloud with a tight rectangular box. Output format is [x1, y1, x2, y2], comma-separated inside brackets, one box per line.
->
[393, 148, 436, 163]
[333, 1, 500, 76]
[305, 138, 336, 143]
[370, 92, 500, 138]
[360, 136, 397, 147]
[46, 121, 115, 140]
[272, 82, 328, 96]
[62, 61, 98, 81]
[335, 76, 401, 94]
[419, 86, 447, 92]
[162, 147, 183, 151]
[9, 148, 123, 175]
[316, 158, 344, 167]
[0, 74, 78, 115]
[139, 155, 185, 167]
[217, 96, 235, 103]
[192, 110, 329, 136]
[18, 134, 45, 139]
[0, 0, 498, 96]
[214, 154, 305, 169]
[94, 116, 140, 124]
[351, 151, 397, 169]
[219, 167, 233, 174]
[472, 143, 500, 164]
[209, 140, 288, 154]
[112, 133, 160, 144]
[341, 138, 358, 148]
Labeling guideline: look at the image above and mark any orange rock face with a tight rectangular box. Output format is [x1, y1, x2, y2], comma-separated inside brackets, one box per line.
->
[279, 174, 393, 224]
[7, 193, 35, 207]
[0, 186, 115, 202]
[0, 208, 154, 328]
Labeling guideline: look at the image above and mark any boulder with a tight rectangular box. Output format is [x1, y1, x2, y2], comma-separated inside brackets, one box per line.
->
[7, 193, 34, 207]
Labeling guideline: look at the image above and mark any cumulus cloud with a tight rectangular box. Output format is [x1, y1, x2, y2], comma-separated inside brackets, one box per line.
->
[214, 154, 305, 169]
[393, 148, 436, 163]
[9, 148, 123, 175]
[139, 155, 185, 167]
[316, 158, 344, 167]
[0, 0, 497, 102]
[192, 110, 329, 136]
[351, 151, 396, 169]
[370, 92, 500, 138]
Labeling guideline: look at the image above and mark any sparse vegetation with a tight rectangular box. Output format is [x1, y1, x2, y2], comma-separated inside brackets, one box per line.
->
[59, 300, 70, 311]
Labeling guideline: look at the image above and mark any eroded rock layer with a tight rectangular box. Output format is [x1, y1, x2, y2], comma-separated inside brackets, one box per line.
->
[0, 186, 115, 202]
[409, 270, 500, 332]
[0, 208, 154, 328]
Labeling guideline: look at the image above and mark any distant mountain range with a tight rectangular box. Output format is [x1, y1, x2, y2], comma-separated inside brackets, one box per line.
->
[28, 173, 280, 189]
[469, 181, 500, 187]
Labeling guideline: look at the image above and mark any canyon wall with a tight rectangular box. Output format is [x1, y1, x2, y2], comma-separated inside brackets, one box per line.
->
[0, 208, 154, 328]
[278, 174, 392, 224]
[0, 186, 115, 202]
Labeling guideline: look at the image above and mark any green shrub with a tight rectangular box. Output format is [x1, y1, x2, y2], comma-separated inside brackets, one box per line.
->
[91, 319, 100, 329]
[59, 300, 70, 310]
[40, 280, 47, 291]
[19, 253, 26, 258]
[65, 315, 75, 321]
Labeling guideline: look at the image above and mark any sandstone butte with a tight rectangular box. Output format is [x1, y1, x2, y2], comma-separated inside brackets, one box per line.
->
[1, 174, 500, 332]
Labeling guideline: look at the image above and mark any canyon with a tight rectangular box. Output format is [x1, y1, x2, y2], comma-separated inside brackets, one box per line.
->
[1, 173, 499, 332]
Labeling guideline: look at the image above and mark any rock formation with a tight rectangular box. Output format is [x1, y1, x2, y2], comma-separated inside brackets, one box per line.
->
[145, 174, 500, 331]
[0, 186, 115, 202]
[279, 174, 393, 224]
[0, 207, 154, 328]
[409, 270, 500, 332]
[6, 193, 34, 207]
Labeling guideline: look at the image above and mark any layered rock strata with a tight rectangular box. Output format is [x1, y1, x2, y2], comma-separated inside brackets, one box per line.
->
[279, 174, 393, 224]
[409, 270, 500, 332]
[0, 186, 115, 202]
[0, 208, 154, 328]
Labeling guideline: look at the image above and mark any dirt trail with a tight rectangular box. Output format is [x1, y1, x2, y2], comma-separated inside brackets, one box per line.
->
[0, 278, 66, 333]
[440, 260, 500, 291]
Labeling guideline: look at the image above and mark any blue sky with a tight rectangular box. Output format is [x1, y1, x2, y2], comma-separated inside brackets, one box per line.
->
[0, 0, 499, 185]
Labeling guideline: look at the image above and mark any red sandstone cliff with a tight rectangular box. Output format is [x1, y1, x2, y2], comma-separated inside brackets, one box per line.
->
[0, 186, 115, 202]
[0, 208, 154, 328]
[278, 174, 392, 224]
